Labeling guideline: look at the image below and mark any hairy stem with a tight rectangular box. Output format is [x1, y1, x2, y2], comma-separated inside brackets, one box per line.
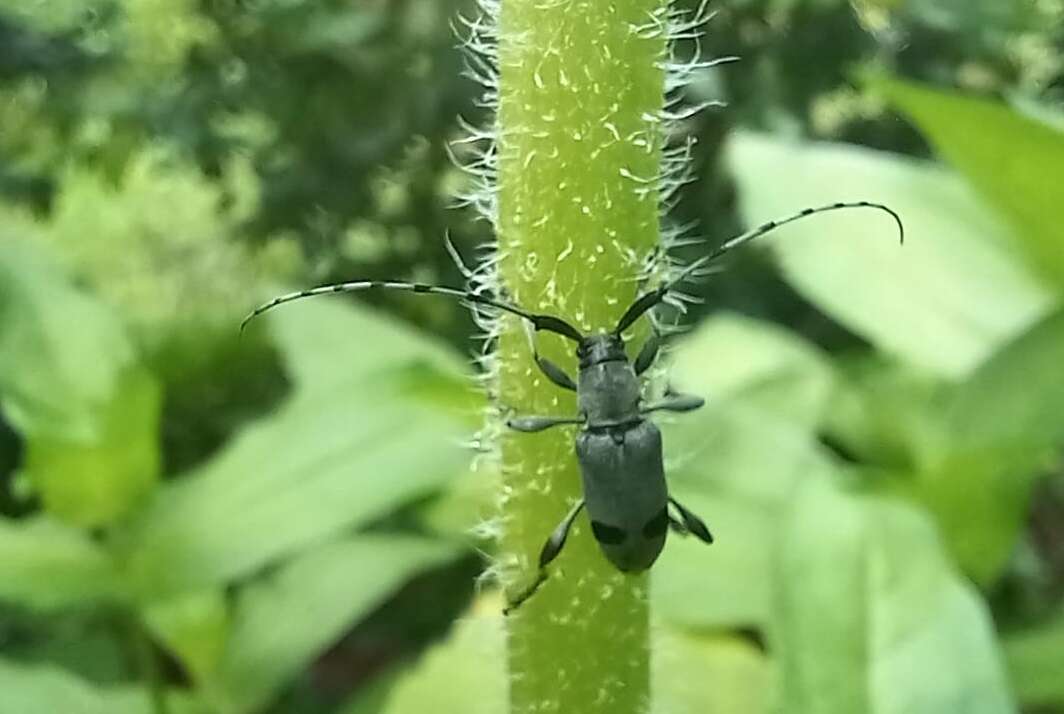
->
[495, 1, 667, 712]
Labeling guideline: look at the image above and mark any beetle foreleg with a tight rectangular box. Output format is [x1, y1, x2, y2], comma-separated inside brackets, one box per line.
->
[534, 354, 578, 392]
[507, 415, 585, 432]
[633, 330, 662, 376]
[641, 393, 705, 415]
[668, 497, 714, 544]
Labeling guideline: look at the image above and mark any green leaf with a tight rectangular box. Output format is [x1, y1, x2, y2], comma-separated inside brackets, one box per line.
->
[822, 355, 950, 470]
[652, 630, 770, 714]
[215, 534, 458, 714]
[654, 317, 840, 629]
[257, 286, 468, 395]
[0, 238, 133, 441]
[117, 300, 471, 597]
[653, 410, 836, 629]
[725, 132, 1055, 378]
[1002, 609, 1064, 708]
[370, 606, 506, 714]
[773, 480, 1015, 714]
[21, 366, 161, 528]
[0, 659, 210, 714]
[946, 304, 1064, 466]
[0, 516, 123, 611]
[668, 312, 836, 432]
[910, 304, 1064, 583]
[143, 590, 229, 687]
[870, 77, 1064, 285]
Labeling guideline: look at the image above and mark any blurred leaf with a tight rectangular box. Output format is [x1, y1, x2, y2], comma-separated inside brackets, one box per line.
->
[0, 516, 122, 611]
[366, 606, 506, 714]
[215, 534, 457, 714]
[259, 288, 468, 395]
[143, 590, 228, 687]
[0, 1, 94, 33]
[1002, 609, 1064, 708]
[44, 151, 262, 360]
[946, 304, 1064, 466]
[726, 132, 1055, 378]
[652, 630, 770, 714]
[117, 300, 471, 597]
[0, 238, 133, 441]
[774, 481, 1015, 714]
[415, 462, 498, 544]
[900, 0, 1046, 35]
[22, 366, 161, 528]
[822, 355, 949, 470]
[654, 317, 841, 629]
[669, 312, 835, 432]
[0, 660, 210, 714]
[870, 77, 1064, 285]
[909, 305, 1064, 583]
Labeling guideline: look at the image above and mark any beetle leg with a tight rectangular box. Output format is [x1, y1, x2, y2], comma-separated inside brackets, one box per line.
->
[540, 499, 586, 567]
[633, 330, 662, 376]
[668, 515, 689, 536]
[504, 500, 585, 615]
[668, 497, 714, 544]
[519, 320, 578, 391]
[507, 414, 585, 432]
[641, 392, 704, 415]
[534, 353, 578, 391]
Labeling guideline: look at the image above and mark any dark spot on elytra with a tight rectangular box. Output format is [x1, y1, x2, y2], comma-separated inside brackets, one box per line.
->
[591, 520, 627, 545]
[642, 507, 668, 539]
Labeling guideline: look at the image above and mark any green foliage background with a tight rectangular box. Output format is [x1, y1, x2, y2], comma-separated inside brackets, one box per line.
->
[0, 1, 1062, 713]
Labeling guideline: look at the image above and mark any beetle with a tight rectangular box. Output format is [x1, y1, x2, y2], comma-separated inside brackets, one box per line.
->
[242, 200, 903, 612]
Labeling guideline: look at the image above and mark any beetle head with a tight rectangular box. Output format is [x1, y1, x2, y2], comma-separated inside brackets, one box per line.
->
[577, 333, 627, 368]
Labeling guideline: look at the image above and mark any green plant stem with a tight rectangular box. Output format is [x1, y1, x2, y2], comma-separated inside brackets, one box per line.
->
[496, 1, 667, 712]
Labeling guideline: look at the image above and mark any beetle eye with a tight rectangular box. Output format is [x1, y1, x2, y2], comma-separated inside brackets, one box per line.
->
[642, 508, 668, 538]
[590, 520, 627, 545]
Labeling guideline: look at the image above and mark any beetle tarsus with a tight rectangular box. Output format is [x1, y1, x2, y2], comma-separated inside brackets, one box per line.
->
[504, 570, 548, 615]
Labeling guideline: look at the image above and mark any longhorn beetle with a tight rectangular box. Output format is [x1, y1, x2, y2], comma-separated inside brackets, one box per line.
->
[242, 201, 903, 613]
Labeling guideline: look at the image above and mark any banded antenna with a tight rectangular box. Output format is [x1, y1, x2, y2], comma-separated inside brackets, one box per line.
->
[241, 278, 585, 342]
[613, 200, 904, 335]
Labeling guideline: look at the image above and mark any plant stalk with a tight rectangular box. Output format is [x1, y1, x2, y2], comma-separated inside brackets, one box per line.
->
[495, 1, 668, 712]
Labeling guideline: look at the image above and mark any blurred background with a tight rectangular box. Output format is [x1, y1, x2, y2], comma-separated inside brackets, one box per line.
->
[0, 1, 1062, 713]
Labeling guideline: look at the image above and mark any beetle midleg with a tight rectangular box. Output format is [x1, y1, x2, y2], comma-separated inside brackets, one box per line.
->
[641, 392, 705, 415]
[507, 414, 585, 432]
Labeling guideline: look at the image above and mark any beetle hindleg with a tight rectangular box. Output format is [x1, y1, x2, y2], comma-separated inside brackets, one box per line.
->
[540, 499, 586, 567]
[668, 515, 689, 536]
[507, 414, 585, 432]
[668, 497, 714, 544]
[641, 392, 705, 415]
[504, 500, 585, 615]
